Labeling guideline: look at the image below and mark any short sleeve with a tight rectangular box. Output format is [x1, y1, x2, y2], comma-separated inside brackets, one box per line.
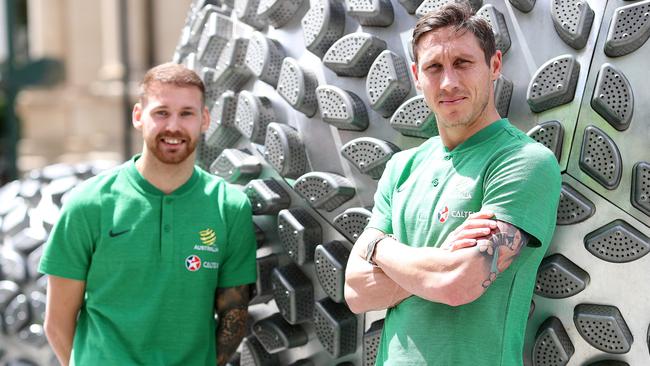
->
[218, 195, 257, 288]
[367, 157, 397, 234]
[481, 143, 562, 248]
[38, 196, 97, 281]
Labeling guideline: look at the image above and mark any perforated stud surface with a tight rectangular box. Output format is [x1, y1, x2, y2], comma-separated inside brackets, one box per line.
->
[346, 0, 394, 27]
[323, 33, 387, 77]
[302, 0, 346, 58]
[206, 91, 241, 149]
[235, 91, 276, 144]
[316, 85, 369, 130]
[235, 0, 267, 29]
[509, 0, 535, 13]
[416, 0, 482, 18]
[478, 4, 511, 53]
[527, 120, 564, 161]
[584, 219, 650, 263]
[551, 0, 595, 49]
[632, 162, 650, 216]
[605, 1, 650, 57]
[197, 12, 232, 68]
[527, 55, 580, 113]
[277, 58, 319, 117]
[314, 241, 350, 302]
[250, 254, 278, 305]
[264, 123, 308, 179]
[390, 96, 437, 138]
[240, 336, 279, 366]
[209, 149, 261, 183]
[294, 172, 356, 212]
[366, 50, 411, 117]
[257, 0, 303, 28]
[277, 208, 322, 265]
[363, 320, 384, 366]
[214, 38, 252, 92]
[591, 63, 634, 131]
[244, 178, 291, 215]
[556, 183, 595, 225]
[574, 304, 633, 354]
[271, 264, 314, 324]
[535, 254, 589, 298]
[494, 74, 513, 118]
[252, 313, 308, 354]
[532, 317, 574, 366]
[313, 298, 357, 358]
[341, 138, 400, 179]
[332, 207, 372, 243]
[579, 125, 622, 190]
[244, 32, 285, 87]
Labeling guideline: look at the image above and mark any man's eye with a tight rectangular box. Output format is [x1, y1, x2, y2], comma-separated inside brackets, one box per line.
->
[181, 111, 195, 117]
[156, 110, 169, 117]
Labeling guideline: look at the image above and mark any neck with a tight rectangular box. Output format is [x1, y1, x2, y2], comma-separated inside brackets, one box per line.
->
[439, 108, 501, 151]
[135, 149, 196, 194]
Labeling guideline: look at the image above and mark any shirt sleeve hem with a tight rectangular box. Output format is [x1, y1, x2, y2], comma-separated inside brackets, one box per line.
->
[218, 275, 257, 288]
[481, 207, 549, 248]
[39, 260, 87, 281]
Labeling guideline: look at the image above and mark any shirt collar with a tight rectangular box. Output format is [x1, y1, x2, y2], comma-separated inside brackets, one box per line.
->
[126, 154, 199, 196]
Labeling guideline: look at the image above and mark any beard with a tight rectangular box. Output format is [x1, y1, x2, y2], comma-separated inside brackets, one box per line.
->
[146, 131, 198, 165]
[435, 82, 491, 129]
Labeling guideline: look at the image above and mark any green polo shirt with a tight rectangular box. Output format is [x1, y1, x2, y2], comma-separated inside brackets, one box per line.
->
[39, 156, 257, 365]
[368, 118, 561, 365]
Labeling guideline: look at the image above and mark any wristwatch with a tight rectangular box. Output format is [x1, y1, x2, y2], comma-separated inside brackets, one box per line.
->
[365, 234, 395, 266]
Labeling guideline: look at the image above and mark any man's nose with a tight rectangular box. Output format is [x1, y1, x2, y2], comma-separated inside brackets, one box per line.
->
[165, 114, 181, 131]
[440, 68, 460, 91]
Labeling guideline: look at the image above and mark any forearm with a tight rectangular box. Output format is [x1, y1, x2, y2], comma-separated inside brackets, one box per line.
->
[344, 253, 411, 313]
[216, 308, 247, 366]
[44, 322, 76, 366]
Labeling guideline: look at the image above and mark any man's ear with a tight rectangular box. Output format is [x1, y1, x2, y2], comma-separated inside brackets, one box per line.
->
[411, 62, 421, 90]
[490, 50, 502, 81]
[200, 106, 210, 133]
[132, 103, 143, 131]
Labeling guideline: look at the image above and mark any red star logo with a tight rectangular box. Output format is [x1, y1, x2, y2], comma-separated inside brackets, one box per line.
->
[186, 255, 202, 272]
[438, 206, 449, 223]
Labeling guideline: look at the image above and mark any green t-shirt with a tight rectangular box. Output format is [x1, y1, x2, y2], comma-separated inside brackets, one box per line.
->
[39, 156, 257, 366]
[368, 119, 561, 365]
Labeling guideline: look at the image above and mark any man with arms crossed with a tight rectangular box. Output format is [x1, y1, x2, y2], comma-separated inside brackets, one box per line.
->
[344, 3, 561, 365]
[39, 63, 257, 365]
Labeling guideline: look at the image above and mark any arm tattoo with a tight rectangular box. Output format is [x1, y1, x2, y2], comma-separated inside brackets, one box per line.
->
[216, 285, 250, 366]
[477, 222, 529, 289]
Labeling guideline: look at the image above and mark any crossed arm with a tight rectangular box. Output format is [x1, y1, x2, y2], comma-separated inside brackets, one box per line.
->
[215, 285, 250, 366]
[344, 211, 529, 313]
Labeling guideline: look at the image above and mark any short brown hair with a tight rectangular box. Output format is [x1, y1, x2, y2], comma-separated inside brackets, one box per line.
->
[139, 62, 206, 106]
[411, 1, 496, 65]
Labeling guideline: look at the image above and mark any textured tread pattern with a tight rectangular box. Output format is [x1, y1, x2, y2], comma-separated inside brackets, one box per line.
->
[206, 91, 241, 149]
[332, 207, 372, 243]
[535, 254, 589, 299]
[579, 125, 623, 190]
[209, 149, 262, 183]
[527, 120, 564, 161]
[302, 0, 346, 58]
[341, 138, 400, 179]
[509, 0, 535, 13]
[314, 241, 350, 303]
[323, 33, 387, 77]
[244, 178, 291, 215]
[213, 38, 252, 92]
[250, 254, 279, 305]
[494, 74, 513, 118]
[197, 12, 232, 68]
[235, 0, 267, 29]
[477, 4, 511, 53]
[390, 95, 437, 138]
[605, 1, 650, 57]
[363, 319, 384, 366]
[240, 336, 279, 366]
[277, 58, 319, 117]
[345, 0, 394, 27]
[527, 55, 580, 113]
[532, 317, 574, 366]
[264, 123, 308, 179]
[313, 298, 357, 358]
[398, 0, 423, 14]
[272, 264, 314, 324]
[245, 32, 286, 87]
[257, 0, 304, 28]
[415, 0, 482, 18]
[551, 0, 595, 50]
[293, 172, 356, 212]
[591, 63, 634, 132]
[234, 91, 276, 144]
[556, 183, 595, 225]
[584, 219, 650, 263]
[632, 162, 650, 216]
[574, 304, 633, 354]
[366, 50, 411, 117]
[316, 85, 369, 131]
[252, 313, 308, 354]
[277, 208, 322, 265]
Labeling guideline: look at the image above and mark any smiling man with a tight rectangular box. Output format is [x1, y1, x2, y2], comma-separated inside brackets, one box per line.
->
[39, 63, 257, 366]
[344, 3, 561, 365]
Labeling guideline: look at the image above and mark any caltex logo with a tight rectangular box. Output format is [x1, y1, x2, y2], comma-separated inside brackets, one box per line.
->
[185, 255, 202, 272]
[438, 206, 449, 223]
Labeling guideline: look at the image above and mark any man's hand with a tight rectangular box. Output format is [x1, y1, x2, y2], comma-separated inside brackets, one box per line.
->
[440, 210, 496, 251]
[216, 285, 250, 366]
